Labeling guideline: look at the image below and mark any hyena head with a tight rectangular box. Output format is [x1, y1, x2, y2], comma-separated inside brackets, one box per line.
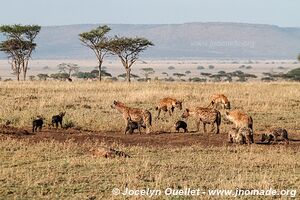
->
[111, 100, 122, 109]
[181, 108, 190, 118]
[224, 102, 231, 109]
[59, 111, 66, 117]
[261, 133, 270, 142]
[225, 111, 231, 120]
[175, 100, 183, 110]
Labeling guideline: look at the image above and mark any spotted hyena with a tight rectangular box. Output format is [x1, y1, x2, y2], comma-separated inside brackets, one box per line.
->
[228, 127, 253, 144]
[182, 107, 221, 134]
[225, 110, 253, 131]
[32, 116, 44, 133]
[91, 146, 131, 158]
[52, 111, 66, 128]
[125, 119, 146, 134]
[174, 120, 188, 133]
[156, 97, 183, 119]
[238, 127, 254, 144]
[228, 128, 245, 144]
[207, 94, 231, 110]
[111, 100, 152, 134]
[261, 127, 289, 144]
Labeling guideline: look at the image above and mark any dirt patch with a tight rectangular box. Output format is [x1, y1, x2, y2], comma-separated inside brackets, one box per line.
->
[0, 126, 300, 148]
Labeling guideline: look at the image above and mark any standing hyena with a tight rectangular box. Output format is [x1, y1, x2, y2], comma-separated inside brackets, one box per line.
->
[111, 100, 152, 134]
[155, 97, 183, 119]
[32, 116, 44, 133]
[181, 107, 221, 134]
[225, 110, 253, 130]
[207, 94, 231, 110]
[51, 111, 66, 128]
[261, 127, 289, 144]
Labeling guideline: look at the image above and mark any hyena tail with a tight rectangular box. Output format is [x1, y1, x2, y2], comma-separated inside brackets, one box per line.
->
[144, 110, 152, 126]
[249, 116, 253, 130]
[114, 150, 131, 158]
[216, 111, 222, 126]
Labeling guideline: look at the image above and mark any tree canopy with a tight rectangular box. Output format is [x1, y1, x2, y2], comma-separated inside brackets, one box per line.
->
[0, 24, 41, 81]
[79, 25, 111, 81]
[108, 36, 153, 82]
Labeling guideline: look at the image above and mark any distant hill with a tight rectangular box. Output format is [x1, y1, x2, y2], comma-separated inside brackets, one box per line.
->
[1, 22, 300, 59]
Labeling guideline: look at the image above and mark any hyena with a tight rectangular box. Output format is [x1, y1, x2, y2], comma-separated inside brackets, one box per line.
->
[207, 94, 231, 109]
[111, 100, 152, 134]
[181, 107, 221, 134]
[174, 120, 188, 133]
[238, 127, 254, 144]
[91, 146, 131, 158]
[225, 110, 253, 131]
[155, 97, 183, 119]
[228, 128, 246, 144]
[261, 127, 289, 144]
[52, 111, 66, 128]
[228, 127, 254, 144]
[125, 119, 146, 134]
[32, 116, 44, 133]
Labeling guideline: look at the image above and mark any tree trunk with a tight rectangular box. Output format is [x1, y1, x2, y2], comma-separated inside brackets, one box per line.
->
[126, 68, 131, 83]
[22, 60, 28, 81]
[98, 61, 102, 81]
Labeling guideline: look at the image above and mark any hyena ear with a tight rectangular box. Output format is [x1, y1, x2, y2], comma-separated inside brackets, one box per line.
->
[113, 100, 117, 105]
[225, 111, 229, 115]
[186, 108, 189, 112]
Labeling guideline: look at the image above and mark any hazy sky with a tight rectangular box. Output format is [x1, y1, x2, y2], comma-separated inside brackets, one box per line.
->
[0, 0, 299, 27]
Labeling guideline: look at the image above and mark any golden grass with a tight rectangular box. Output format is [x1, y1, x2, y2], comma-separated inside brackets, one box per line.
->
[0, 81, 299, 132]
[0, 139, 299, 199]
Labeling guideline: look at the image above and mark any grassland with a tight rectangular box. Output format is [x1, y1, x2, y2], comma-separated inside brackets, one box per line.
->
[0, 81, 300, 199]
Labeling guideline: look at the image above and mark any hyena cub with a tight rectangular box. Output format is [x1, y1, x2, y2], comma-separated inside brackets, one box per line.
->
[125, 119, 146, 134]
[261, 127, 289, 144]
[228, 128, 245, 144]
[32, 116, 44, 133]
[52, 111, 66, 128]
[174, 120, 188, 133]
[228, 127, 254, 144]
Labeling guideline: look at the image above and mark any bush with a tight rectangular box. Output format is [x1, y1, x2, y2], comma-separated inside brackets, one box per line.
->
[189, 77, 207, 82]
[50, 73, 69, 80]
[37, 74, 49, 81]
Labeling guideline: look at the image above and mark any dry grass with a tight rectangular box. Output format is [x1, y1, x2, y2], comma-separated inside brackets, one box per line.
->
[0, 81, 300, 199]
[0, 81, 299, 132]
[0, 139, 299, 199]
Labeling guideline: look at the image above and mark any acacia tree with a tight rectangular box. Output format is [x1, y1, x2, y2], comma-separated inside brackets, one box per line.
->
[0, 25, 41, 81]
[58, 63, 79, 77]
[79, 25, 111, 81]
[140, 67, 155, 80]
[108, 36, 153, 82]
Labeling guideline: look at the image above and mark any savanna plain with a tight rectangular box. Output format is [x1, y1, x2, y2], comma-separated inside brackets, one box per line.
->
[0, 81, 299, 199]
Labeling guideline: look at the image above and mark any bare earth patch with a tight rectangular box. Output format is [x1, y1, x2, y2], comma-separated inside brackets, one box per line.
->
[1, 126, 300, 149]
